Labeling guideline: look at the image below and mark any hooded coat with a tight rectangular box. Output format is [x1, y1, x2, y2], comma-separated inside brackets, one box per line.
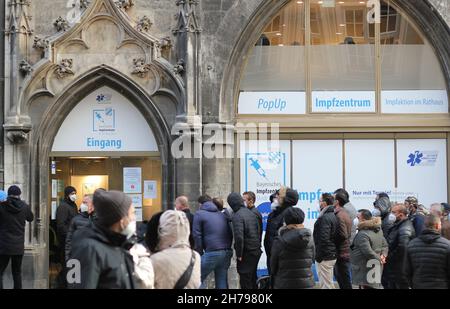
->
[374, 197, 394, 239]
[270, 225, 315, 289]
[406, 229, 450, 289]
[350, 217, 388, 288]
[151, 210, 201, 289]
[0, 197, 34, 255]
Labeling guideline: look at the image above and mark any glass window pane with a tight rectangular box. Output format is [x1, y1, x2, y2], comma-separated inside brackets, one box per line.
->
[240, 0, 305, 91]
[380, 1, 448, 113]
[311, 0, 375, 96]
[354, 10, 363, 22]
[387, 15, 397, 32]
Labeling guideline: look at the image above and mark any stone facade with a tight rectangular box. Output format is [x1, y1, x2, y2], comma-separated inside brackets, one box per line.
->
[0, 0, 449, 288]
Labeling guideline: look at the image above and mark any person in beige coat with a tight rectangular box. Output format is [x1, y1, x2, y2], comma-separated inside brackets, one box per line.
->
[150, 210, 201, 289]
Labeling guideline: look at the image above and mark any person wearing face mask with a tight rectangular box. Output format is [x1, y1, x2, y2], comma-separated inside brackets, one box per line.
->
[373, 193, 395, 239]
[383, 203, 415, 289]
[56, 186, 79, 274]
[69, 189, 137, 289]
[64, 194, 94, 262]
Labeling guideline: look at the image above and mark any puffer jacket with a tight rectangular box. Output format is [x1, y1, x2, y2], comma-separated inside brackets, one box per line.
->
[0, 197, 34, 255]
[270, 225, 315, 289]
[313, 205, 338, 262]
[192, 201, 232, 254]
[350, 217, 388, 288]
[374, 197, 393, 239]
[409, 211, 425, 237]
[406, 229, 450, 289]
[65, 212, 92, 261]
[384, 218, 415, 286]
[69, 222, 136, 289]
[264, 205, 291, 260]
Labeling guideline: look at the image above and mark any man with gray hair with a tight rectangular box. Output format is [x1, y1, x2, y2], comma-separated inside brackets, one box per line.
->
[406, 214, 450, 289]
[175, 195, 194, 247]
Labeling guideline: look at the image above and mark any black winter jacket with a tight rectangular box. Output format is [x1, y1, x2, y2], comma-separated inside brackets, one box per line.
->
[264, 205, 292, 262]
[406, 229, 450, 289]
[56, 199, 78, 242]
[384, 218, 415, 285]
[313, 206, 339, 263]
[65, 212, 92, 261]
[0, 197, 34, 255]
[69, 222, 135, 289]
[270, 226, 315, 289]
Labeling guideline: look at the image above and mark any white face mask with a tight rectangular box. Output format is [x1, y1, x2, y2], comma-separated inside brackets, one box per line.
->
[372, 208, 381, 217]
[271, 199, 279, 211]
[388, 213, 397, 223]
[120, 220, 137, 239]
[79, 203, 88, 213]
[69, 194, 77, 202]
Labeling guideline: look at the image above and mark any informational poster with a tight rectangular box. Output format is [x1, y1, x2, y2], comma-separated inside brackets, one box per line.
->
[123, 167, 142, 193]
[51, 180, 58, 198]
[128, 194, 143, 208]
[345, 140, 395, 210]
[51, 201, 57, 220]
[134, 207, 143, 222]
[240, 140, 291, 277]
[144, 180, 157, 199]
[292, 140, 344, 230]
[396, 139, 447, 207]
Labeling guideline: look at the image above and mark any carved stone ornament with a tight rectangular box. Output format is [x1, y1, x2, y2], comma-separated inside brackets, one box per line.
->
[19, 60, 33, 75]
[136, 16, 152, 32]
[159, 36, 172, 50]
[33, 36, 49, 50]
[131, 58, 151, 78]
[55, 59, 75, 78]
[80, 0, 90, 9]
[53, 16, 70, 32]
[173, 59, 185, 75]
[6, 130, 30, 144]
[115, 0, 134, 10]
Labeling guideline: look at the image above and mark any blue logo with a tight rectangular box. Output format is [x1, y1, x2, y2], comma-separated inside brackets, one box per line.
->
[407, 150, 438, 167]
[249, 157, 268, 180]
[96, 93, 112, 104]
[407, 151, 423, 166]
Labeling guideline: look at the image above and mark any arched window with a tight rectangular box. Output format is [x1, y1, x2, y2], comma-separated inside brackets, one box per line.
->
[238, 0, 448, 115]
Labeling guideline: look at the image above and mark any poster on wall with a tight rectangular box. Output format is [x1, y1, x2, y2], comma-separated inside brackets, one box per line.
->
[51, 201, 58, 220]
[396, 139, 447, 207]
[123, 167, 142, 194]
[345, 140, 395, 210]
[292, 140, 344, 231]
[51, 180, 58, 198]
[144, 180, 158, 199]
[240, 140, 291, 277]
[128, 194, 143, 222]
[134, 207, 143, 222]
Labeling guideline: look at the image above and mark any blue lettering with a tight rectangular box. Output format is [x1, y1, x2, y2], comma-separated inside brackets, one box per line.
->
[257, 98, 288, 112]
[87, 138, 122, 149]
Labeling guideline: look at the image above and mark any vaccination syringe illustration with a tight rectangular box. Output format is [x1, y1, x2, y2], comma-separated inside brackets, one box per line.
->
[249, 157, 268, 180]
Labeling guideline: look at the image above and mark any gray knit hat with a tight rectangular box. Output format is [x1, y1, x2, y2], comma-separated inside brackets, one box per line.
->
[93, 190, 132, 227]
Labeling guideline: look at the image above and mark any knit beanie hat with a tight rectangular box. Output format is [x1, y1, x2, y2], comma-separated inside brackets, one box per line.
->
[93, 190, 132, 227]
[8, 185, 21, 197]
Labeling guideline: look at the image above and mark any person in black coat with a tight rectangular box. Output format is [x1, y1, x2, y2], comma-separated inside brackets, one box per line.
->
[64, 194, 94, 262]
[0, 186, 34, 289]
[264, 188, 298, 274]
[228, 192, 262, 289]
[384, 203, 415, 289]
[313, 193, 339, 289]
[243, 191, 263, 242]
[406, 214, 450, 289]
[56, 186, 79, 262]
[69, 190, 136, 289]
[270, 207, 315, 289]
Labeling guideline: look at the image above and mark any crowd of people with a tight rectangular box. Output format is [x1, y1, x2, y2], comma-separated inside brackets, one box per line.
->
[0, 184, 450, 289]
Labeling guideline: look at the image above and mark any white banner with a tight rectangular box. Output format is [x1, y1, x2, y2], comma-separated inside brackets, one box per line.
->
[52, 86, 158, 152]
[238, 91, 306, 114]
[345, 140, 395, 210]
[382, 90, 448, 114]
[312, 91, 376, 113]
[292, 140, 344, 231]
